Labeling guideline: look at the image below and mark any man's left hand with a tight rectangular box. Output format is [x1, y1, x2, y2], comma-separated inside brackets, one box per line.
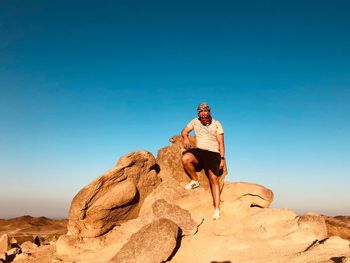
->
[219, 159, 225, 171]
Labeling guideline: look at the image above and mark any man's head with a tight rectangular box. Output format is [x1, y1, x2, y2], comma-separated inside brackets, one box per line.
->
[197, 102, 212, 125]
[197, 102, 211, 114]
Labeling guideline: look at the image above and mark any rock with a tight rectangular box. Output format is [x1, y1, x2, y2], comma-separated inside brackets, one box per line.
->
[44, 138, 350, 263]
[11, 252, 31, 262]
[157, 135, 227, 190]
[221, 182, 274, 208]
[39, 234, 60, 245]
[0, 234, 10, 253]
[152, 199, 199, 235]
[67, 151, 161, 238]
[288, 236, 350, 262]
[298, 214, 328, 240]
[12, 244, 56, 263]
[245, 208, 298, 240]
[322, 236, 350, 249]
[109, 218, 179, 263]
[20, 241, 38, 253]
[0, 253, 6, 262]
[139, 177, 189, 217]
[33, 236, 41, 246]
[11, 236, 35, 245]
[56, 234, 88, 257]
[323, 215, 350, 241]
[9, 237, 18, 246]
[6, 247, 21, 261]
[320, 257, 350, 263]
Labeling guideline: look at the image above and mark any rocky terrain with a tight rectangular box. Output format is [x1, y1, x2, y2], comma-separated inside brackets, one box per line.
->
[1, 135, 349, 263]
[0, 216, 67, 241]
[0, 216, 67, 262]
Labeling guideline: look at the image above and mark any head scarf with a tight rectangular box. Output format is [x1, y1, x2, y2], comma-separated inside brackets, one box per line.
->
[197, 102, 211, 114]
[197, 102, 212, 126]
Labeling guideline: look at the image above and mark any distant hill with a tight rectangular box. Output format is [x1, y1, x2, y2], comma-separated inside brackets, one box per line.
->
[0, 215, 67, 244]
[323, 215, 350, 240]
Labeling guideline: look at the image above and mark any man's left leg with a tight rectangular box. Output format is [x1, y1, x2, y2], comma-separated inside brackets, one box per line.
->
[206, 168, 221, 219]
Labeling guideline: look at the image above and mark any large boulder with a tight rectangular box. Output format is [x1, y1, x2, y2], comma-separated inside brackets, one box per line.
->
[221, 182, 274, 208]
[298, 214, 328, 241]
[152, 199, 200, 236]
[67, 151, 161, 238]
[157, 135, 227, 190]
[109, 218, 179, 263]
[139, 177, 189, 217]
[0, 234, 10, 254]
[20, 241, 38, 253]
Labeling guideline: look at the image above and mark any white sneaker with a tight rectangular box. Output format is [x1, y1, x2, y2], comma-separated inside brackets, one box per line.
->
[212, 209, 220, 220]
[184, 180, 200, 190]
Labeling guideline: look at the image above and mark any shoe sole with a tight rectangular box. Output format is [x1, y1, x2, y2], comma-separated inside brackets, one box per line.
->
[184, 183, 200, 190]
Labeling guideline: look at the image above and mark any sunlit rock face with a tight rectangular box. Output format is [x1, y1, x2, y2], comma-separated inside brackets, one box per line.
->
[156, 135, 227, 190]
[52, 137, 350, 263]
[67, 151, 161, 238]
[109, 218, 179, 263]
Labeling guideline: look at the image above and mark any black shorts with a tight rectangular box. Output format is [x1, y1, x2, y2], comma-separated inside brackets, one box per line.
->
[183, 148, 222, 176]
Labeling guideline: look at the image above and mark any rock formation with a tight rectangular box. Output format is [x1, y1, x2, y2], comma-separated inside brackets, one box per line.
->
[2, 136, 350, 262]
[67, 151, 161, 238]
[0, 234, 10, 254]
[54, 137, 350, 263]
[0, 216, 67, 263]
[221, 181, 273, 208]
[109, 218, 179, 263]
[152, 199, 199, 236]
[298, 214, 328, 240]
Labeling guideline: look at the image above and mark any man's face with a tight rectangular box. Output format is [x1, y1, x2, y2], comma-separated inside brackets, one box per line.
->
[199, 110, 210, 119]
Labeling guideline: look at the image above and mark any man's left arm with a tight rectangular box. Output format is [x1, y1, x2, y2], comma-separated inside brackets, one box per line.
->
[217, 133, 225, 170]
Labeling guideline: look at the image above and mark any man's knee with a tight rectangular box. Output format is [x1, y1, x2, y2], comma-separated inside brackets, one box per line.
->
[207, 170, 219, 184]
[182, 153, 196, 165]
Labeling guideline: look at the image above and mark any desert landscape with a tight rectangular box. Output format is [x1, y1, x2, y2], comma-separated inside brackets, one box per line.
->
[1, 136, 350, 263]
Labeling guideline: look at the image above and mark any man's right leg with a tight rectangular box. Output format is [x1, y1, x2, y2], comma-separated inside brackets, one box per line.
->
[182, 152, 200, 189]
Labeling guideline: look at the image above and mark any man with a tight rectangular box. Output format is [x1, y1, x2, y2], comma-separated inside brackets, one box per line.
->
[181, 102, 226, 220]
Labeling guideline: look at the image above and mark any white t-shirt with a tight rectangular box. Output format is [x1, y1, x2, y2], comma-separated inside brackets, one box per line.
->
[186, 118, 224, 153]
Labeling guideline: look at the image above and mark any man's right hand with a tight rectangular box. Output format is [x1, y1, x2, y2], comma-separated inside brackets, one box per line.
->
[181, 127, 192, 149]
[183, 138, 191, 149]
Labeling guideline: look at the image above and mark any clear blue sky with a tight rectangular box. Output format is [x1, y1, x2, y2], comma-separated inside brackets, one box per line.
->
[1, 0, 349, 218]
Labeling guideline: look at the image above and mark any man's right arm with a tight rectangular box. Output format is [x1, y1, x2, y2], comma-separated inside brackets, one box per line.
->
[181, 126, 192, 149]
